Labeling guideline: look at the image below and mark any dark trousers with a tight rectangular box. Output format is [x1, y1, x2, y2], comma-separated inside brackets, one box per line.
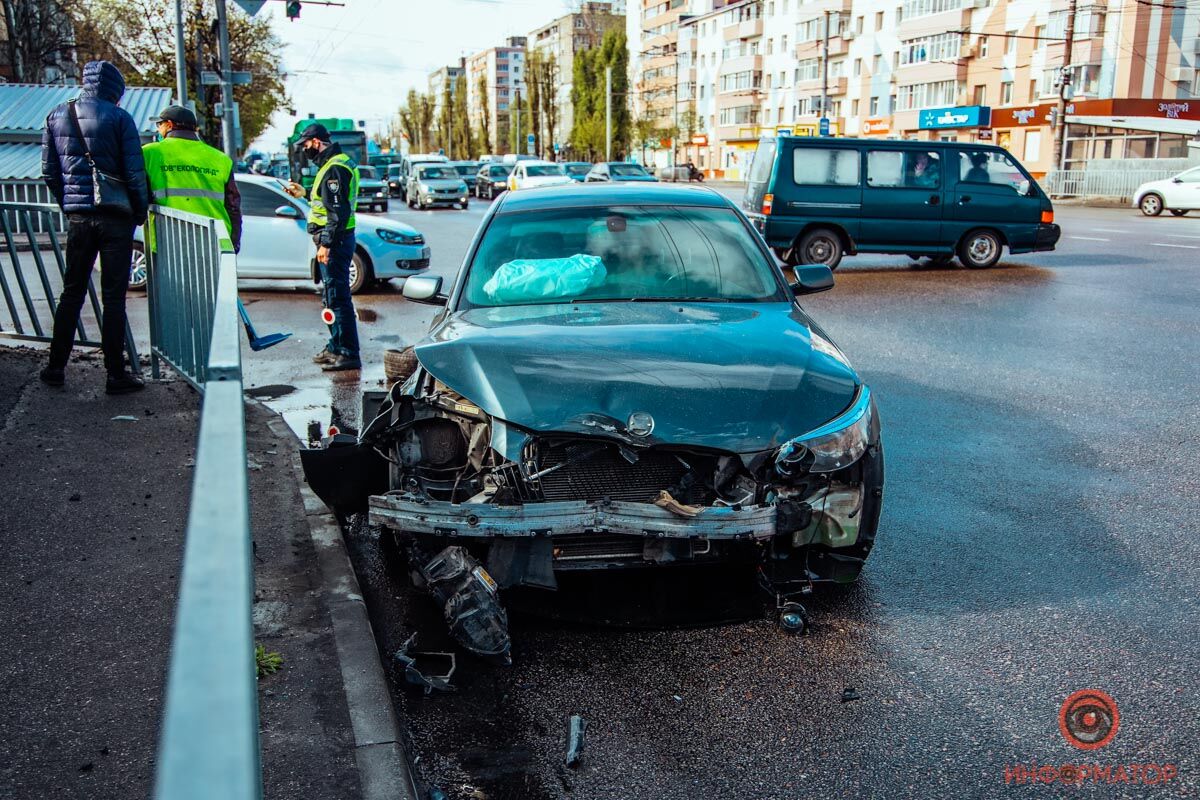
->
[49, 213, 134, 374]
[318, 232, 359, 357]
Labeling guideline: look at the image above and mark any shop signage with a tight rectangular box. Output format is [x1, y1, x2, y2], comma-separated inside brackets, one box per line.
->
[691, 134, 708, 145]
[992, 98, 1200, 129]
[919, 105, 992, 130]
[977, 128, 993, 140]
[861, 117, 891, 135]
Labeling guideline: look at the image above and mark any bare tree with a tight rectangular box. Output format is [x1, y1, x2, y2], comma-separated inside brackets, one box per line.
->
[2, 0, 78, 82]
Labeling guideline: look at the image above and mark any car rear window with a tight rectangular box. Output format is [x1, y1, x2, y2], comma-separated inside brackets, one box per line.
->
[792, 147, 860, 186]
[462, 206, 783, 308]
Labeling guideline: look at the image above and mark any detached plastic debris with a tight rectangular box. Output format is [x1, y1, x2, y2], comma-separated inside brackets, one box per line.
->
[393, 634, 456, 695]
[419, 546, 512, 664]
[565, 715, 587, 768]
[653, 490, 701, 518]
[482, 254, 606, 304]
[110, 415, 138, 422]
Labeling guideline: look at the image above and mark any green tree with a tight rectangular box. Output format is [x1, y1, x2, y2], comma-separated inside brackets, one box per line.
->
[68, 0, 288, 150]
[398, 91, 420, 152]
[538, 54, 559, 159]
[632, 112, 658, 165]
[525, 48, 542, 157]
[439, 80, 453, 155]
[476, 72, 492, 154]
[415, 93, 435, 152]
[569, 28, 630, 160]
[453, 73, 473, 160]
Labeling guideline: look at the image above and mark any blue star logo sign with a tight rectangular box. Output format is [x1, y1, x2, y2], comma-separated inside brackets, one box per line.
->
[923, 111, 935, 126]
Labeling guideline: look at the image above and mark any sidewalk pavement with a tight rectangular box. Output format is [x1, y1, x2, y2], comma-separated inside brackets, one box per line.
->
[0, 345, 367, 799]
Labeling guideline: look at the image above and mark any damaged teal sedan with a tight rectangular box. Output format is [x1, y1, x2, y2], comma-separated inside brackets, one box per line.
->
[303, 184, 884, 661]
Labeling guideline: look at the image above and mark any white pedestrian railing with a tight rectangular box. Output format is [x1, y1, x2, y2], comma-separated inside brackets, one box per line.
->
[1044, 169, 1178, 200]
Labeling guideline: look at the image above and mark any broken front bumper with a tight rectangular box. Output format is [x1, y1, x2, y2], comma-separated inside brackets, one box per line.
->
[368, 493, 778, 541]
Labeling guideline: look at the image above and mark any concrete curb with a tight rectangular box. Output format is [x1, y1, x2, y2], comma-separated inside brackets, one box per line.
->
[256, 402, 419, 800]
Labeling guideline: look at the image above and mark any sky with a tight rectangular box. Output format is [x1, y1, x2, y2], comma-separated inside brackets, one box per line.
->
[250, 0, 582, 152]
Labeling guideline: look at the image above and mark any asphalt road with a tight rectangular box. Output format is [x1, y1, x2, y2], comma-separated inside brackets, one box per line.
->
[6, 192, 1198, 797]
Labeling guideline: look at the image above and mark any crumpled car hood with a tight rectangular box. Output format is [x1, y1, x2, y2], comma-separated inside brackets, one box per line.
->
[414, 302, 860, 454]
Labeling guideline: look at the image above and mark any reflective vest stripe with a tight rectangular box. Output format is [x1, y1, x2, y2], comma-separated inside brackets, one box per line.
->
[151, 187, 225, 201]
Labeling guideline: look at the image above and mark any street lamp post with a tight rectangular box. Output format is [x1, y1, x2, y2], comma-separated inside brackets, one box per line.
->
[1051, 0, 1078, 174]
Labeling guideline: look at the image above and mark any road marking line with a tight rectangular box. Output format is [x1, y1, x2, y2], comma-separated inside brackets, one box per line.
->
[1070, 236, 1110, 241]
[1151, 242, 1199, 249]
[1091, 228, 1128, 233]
[1166, 234, 1200, 239]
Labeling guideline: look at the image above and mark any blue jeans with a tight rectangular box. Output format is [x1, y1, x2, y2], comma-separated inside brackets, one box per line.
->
[318, 232, 359, 357]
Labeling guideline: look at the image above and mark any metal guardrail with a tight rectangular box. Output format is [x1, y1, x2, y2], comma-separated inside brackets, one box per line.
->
[149, 205, 260, 799]
[1044, 169, 1178, 200]
[145, 205, 223, 388]
[0, 201, 140, 369]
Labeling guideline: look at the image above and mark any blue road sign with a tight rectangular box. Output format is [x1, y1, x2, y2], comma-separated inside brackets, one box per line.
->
[818, 117, 830, 136]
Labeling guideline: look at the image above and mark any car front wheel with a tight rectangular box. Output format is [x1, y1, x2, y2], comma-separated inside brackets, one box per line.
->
[1140, 193, 1164, 216]
[797, 228, 844, 270]
[129, 242, 147, 290]
[958, 229, 1003, 269]
[349, 250, 372, 294]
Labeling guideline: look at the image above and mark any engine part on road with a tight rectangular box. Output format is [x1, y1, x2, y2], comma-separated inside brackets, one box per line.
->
[417, 546, 511, 664]
[565, 715, 587, 768]
[393, 634, 457, 695]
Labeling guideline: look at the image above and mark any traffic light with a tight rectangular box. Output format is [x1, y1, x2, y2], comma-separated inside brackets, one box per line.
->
[286, 0, 301, 20]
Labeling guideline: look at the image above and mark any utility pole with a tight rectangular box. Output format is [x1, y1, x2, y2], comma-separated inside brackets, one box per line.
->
[215, 0, 237, 159]
[605, 65, 612, 162]
[514, 87, 521, 154]
[820, 9, 831, 125]
[173, 0, 188, 108]
[1051, 0, 1077, 173]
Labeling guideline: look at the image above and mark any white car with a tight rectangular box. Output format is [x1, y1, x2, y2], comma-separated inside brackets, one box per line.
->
[131, 174, 430, 294]
[507, 161, 574, 192]
[1132, 166, 1200, 217]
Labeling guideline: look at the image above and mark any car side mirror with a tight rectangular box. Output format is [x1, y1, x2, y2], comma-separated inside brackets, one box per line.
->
[403, 275, 446, 305]
[1017, 179, 1031, 196]
[790, 265, 835, 296]
[274, 205, 300, 218]
[1172, 177, 1183, 183]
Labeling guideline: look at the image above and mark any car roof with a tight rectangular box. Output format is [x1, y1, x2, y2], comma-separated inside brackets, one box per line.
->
[496, 182, 729, 213]
[773, 135, 1005, 152]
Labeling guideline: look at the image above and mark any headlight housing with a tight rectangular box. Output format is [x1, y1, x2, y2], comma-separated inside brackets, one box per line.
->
[776, 386, 873, 475]
[376, 228, 423, 245]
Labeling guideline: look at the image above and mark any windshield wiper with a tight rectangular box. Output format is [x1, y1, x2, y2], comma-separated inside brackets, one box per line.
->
[628, 296, 732, 302]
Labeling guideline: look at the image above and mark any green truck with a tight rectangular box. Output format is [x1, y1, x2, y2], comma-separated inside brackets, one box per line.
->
[287, 118, 368, 192]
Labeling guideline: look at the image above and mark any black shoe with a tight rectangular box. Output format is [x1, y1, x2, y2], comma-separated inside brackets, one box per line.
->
[312, 347, 338, 365]
[321, 354, 362, 372]
[39, 366, 65, 386]
[106, 371, 146, 394]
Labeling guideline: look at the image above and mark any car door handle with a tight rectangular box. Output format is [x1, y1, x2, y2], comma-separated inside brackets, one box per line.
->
[926, 194, 940, 205]
[958, 195, 971, 204]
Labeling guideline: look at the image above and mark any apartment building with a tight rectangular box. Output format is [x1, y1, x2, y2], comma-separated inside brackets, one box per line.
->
[530, 3, 625, 150]
[677, 0, 1199, 178]
[428, 58, 466, 122]
[466, 37, 528, 155]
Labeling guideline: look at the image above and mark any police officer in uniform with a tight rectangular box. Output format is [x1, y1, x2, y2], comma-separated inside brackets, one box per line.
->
[142, 105, 242, 254]
[286, 124, 361, 372]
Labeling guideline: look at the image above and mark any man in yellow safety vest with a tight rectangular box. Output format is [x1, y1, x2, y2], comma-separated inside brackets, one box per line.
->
[286, 123, 360, 371]
[142, 105, 242, 254]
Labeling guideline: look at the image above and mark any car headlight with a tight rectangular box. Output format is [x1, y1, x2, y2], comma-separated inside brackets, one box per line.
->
[376, 228, 423, 245]
[776, 386, 873, 475]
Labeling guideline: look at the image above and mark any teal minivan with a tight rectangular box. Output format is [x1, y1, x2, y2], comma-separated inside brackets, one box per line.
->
[743, 137, 1060, 269]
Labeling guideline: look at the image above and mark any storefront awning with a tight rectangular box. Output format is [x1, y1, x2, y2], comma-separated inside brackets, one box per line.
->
[1066, 115, 1200, 136]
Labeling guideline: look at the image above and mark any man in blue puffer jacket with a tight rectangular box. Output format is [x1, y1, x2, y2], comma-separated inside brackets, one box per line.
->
[41, 60, 149, 394]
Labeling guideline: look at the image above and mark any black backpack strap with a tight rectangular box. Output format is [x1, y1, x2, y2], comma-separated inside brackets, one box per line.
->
[65, 99, 97, 168]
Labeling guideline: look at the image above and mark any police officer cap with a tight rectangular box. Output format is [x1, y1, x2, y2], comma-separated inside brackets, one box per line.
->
[297, 123, 332, 144]
[156, 105, 197, 129]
